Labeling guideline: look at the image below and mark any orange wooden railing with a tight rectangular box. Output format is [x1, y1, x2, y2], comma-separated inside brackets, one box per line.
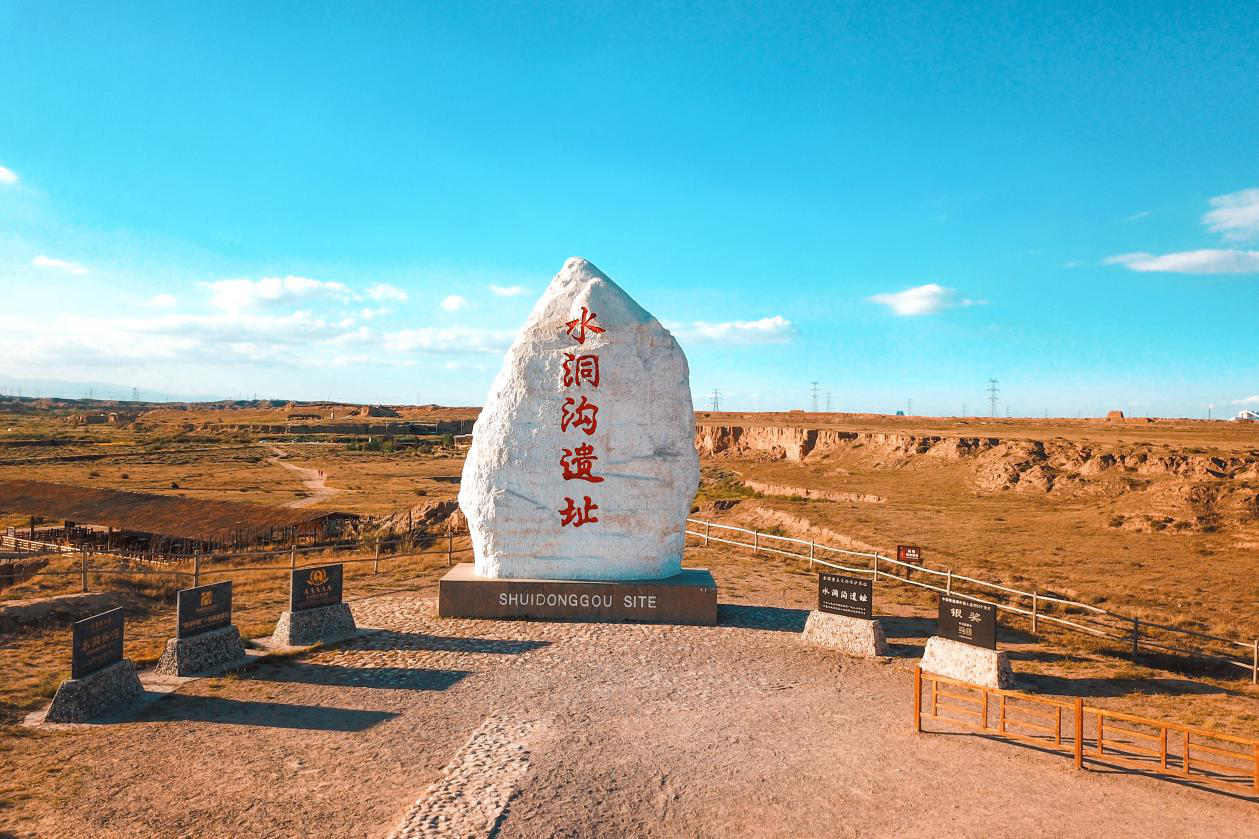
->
[914, 667, 1259, 797]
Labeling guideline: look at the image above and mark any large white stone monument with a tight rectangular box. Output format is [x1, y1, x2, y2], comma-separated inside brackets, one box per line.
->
[443, 257, 714, 623]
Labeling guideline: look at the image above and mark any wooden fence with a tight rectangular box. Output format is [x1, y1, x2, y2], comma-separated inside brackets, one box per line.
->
[685, 518, 1259, 683]
[914, 668, 1259, 797]
[1, 532, 473, 592]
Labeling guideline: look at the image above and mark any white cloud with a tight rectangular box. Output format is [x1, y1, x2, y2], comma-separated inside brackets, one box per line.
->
[678, 316, 796, 345]
[383, 326, 515, 354]
[1234, 395, 1259, 406]
[868, 283, 982, 316]
[204, 275, 356, 311]
[366, 283, 408, 302]
[0, 165, 17, 185]
[359, 307, 391, 320]
[32, 254, 89, 275]
[489, 284, 529, 297]
[440, 294, 469, 312]
[1203, 188, 1259, 242]
[1123, 210, 1151, 222]
[1103, 250, 1259, 274]
[146, 293, 177, 308]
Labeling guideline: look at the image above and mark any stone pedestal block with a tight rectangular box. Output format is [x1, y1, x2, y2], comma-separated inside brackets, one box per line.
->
[921, 636, 1015, 689]
[800, 610, 889, 657]
[154, 625, 247, 676]
[45, 659, 143, 723]
[271, 602, 357, 647]
[438, 563, 717, 625]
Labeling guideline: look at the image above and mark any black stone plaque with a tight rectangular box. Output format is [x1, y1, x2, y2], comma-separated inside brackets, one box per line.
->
[897, 545, 922, 565]
[176, 580, 232, 639]
[438, 564, 718, 625]
[938, 593, 997, 650]
[817, 573, 873, 619]
[290, 564, 343, 612]
[72, 607, 124, 679]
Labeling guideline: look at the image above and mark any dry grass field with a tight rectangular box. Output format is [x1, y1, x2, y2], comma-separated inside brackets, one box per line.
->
[2, 401, 1258, 752]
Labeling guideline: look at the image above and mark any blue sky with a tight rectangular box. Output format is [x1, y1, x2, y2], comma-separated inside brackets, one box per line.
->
[1, 2, 1257, 417]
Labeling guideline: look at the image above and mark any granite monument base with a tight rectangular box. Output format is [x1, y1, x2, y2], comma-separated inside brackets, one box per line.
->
[801, 610, 889, 657]
[45, 659, 143, 723]
[271, 602, 357, 647]
[920, 635, 1015, 689]
[438, 563, 718, 625]
[154, 625, 248, 676]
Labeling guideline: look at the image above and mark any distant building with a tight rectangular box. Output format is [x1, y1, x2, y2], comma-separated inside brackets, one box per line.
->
[1235, 409, 1259, 422]
[1105, 410, 1125, 421]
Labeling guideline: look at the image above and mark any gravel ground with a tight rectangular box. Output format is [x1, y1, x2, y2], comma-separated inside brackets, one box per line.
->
[2, 567, 1257, 838]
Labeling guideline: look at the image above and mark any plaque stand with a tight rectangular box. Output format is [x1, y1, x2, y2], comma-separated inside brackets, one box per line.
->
[921, 636, 1014, 689]
[154, 625, 248, 677]
[271, 602, 357, 647]
[438, 563, 718, 625]
[45, 659, 144, 724]
[801, 610, 889, 657]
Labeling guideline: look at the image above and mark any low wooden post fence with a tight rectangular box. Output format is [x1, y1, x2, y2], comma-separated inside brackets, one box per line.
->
[915, 669, 1259, 797]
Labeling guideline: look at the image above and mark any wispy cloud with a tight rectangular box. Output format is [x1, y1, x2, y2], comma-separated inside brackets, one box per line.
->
[366, 283, 408, 302]
[32, 255, 88, 275]
[440, 294, 469, 312]
[1103, 250, 1259, 274]
[489, 284, 529, 297]
[384, 326, 514, 354]
[1203, 188, 1259, 242]
[0, 165, 17, 185]
[1107, 188, 1259, 274]
[145, 293, 177, 308]
[1123, 210, 1151, 222]
[675, 316, 796, 345]
[1234, 395, 1259, 406]
[868, 283, 982, 316]
[203, 275, 356, 311]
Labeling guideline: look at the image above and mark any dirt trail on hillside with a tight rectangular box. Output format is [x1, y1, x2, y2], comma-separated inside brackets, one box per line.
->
[267, 445, 344, 509]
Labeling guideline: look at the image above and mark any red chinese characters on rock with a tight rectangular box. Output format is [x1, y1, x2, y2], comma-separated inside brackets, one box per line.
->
[560, 396, 598, 435]
[559, 307, 606, 528]
[561, 353, 600, 388]
[565, 306, 605, 345]
[560, 443, 604, 483]
[558, 495, 599, 527]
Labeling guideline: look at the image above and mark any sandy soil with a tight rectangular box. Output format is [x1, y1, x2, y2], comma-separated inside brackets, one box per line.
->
[2, 549, 1255, 838]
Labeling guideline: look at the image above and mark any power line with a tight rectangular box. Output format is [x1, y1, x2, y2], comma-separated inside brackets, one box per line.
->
[825, 392, 831, 412]
[907, 398, 912, 416]
[986, 378, 1000, 417]
[810, 381, 819, 412]
[710, 388, 721, 411]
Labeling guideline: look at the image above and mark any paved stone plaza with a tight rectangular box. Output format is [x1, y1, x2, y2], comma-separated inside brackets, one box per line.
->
[7, 582, 1257, 838]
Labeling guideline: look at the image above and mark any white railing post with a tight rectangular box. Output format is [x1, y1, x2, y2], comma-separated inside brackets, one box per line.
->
[704, 521, 710, 547]
[1032, 590, 1039, 635]
[1252, 640, 1257, 685]
[809, 541, 814, 568]
[753, 532, 759, 555]
[946, 569, 952, 593]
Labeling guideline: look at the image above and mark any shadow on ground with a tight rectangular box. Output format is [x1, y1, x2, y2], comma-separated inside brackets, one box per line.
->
[719, 604, 808, 632]
[347, 630, 550, 655]
[243, 663, 472, 691]
[1018, 672, 1231, 699]
[136, 694, 398, 731]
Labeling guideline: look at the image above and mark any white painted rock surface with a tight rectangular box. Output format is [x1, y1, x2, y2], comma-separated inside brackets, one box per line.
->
[801, 611, 889, 657]
[920, 636, 1015, 689]
[459, 257, 700, 581]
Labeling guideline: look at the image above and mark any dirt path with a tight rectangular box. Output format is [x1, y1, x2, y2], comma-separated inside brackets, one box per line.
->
[3, 559, 1256, 837]
[267, 446, 344, 509]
